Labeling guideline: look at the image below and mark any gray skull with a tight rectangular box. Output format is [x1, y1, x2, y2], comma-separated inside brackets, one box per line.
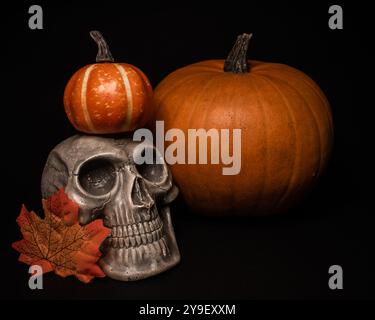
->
[41, 135, 180, 281]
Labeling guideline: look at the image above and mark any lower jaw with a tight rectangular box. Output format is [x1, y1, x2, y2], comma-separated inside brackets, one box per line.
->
[99, 236, 180, 281]
[99, 206, 180, 281]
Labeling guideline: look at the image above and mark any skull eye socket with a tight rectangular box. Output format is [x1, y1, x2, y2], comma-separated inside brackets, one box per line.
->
[78, 158, 116, 196]
[135, 148, 165, 183]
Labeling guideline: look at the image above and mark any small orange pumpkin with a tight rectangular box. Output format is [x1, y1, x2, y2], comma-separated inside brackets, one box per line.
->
[154, 34, 334, 216]
[64, 31, 153, 134]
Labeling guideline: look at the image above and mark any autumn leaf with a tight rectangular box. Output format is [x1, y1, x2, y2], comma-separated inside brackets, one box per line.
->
[12, 190, 110, 283]
[44, 188, 79, 226]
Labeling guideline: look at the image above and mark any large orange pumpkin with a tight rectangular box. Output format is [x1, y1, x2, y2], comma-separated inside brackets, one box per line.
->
[154, 34, 334, 216]
[64, 31, 153, 134]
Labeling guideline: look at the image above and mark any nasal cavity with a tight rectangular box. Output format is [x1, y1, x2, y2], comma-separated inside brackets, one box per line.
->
[131, 177, 152, 206]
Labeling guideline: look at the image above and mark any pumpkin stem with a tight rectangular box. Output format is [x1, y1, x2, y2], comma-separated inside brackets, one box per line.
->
[224, 33, 252, 73]
[90, 30, 114, 63]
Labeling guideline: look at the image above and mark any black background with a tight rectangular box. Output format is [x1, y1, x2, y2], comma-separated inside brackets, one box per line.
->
[1, 1, 373, 300]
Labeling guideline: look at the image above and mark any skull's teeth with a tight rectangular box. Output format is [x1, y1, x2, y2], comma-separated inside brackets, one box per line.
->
[159, 238, 168, 256]
[130, 236, 136, 247]
[111, 217, 162, 238]
[154, 218, 160, 228]
[141, 233, 147, 244]
[123, 226, 128, 237]
[128, 225, 133, 236]
[124, 237, 130, 248]
[157, 228, 163, 240]
[144, 223, 150, 233]
[118, 238, 124, 248]
[161, 238, 169, 256]
[146, 233, 153, 243]
[107, 216, 164, 249]
[139, 223, 145, 234]
[148, 221, 153, 232]
[152, 230, 158, 242]
[132, 224, 139, 235]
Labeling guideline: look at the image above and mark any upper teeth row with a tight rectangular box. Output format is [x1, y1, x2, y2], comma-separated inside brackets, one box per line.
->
[110, 218, 162, 237]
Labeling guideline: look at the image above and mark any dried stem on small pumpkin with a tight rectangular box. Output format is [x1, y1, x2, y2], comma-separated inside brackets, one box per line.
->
[224, 33, 252, 73]
[90, 30, 114, 63]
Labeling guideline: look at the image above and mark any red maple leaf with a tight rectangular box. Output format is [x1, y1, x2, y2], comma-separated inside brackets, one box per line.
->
[12, 189, 110, 283]
[44, 188, 79, 226]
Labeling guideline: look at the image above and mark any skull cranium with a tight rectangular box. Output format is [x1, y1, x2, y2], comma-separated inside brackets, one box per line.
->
[41, 135, 180, 281]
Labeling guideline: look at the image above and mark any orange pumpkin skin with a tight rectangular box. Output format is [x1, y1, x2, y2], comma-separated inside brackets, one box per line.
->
[64, 62, 153, 134]
[154, 59, 334, 216]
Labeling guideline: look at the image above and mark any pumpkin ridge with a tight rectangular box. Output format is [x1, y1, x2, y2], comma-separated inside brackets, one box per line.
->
[292, 70, 334, 139]
[246, 76, 269, 213]
[68, 65, 93, 133]
[259, 75, 299, 210]
[257, 66, 333, 138]
[270, 76, 323, 205]
[197, 77, 220, 207]
[122, 63, 154, 128]
[231, 78, 242, 210]
[166, 75, 218, 205]
[167, 74, 216, 127]
[206, 72, 256, 211]
[251, 62, 290, 72]
[285, 80, 323, 180]
[156, 71, 215, 109]
[80, 64, 97, 132]
[182, 77, 220, 205]
[63, 70, 80, 128]
[114, 64, 133, 131]
[267, 74, 323, 184]
[180, 61, 223, 72]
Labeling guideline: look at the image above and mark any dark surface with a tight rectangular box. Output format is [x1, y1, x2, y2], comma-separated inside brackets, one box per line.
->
[1, 1, 373, 299]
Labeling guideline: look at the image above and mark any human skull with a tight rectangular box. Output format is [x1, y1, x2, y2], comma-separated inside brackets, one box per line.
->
[41, 135, 180, 281]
